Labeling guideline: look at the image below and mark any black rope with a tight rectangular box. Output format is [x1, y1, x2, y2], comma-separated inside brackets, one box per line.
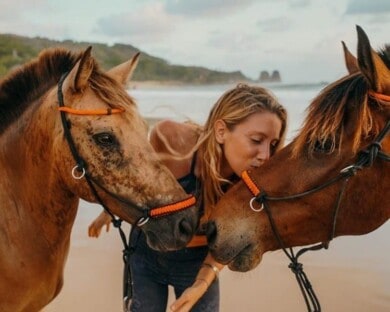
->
[261, 199, 322, 311]
[57, 73, 87, 172]
[288, 259, 321, 312]
[122, 227, 141, 312]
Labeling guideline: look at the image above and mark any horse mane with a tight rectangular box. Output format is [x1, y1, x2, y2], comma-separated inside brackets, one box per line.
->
[292, 45, 390, 157]
[379, 45, 390, 67]
[0, 48, 135, 134]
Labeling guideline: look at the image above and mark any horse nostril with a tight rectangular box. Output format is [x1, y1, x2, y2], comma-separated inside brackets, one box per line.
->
[179, 218, 193, 237]
[205, 221, 217, 245]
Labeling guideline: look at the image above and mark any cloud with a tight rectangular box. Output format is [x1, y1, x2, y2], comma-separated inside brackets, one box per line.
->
[0, 0, 50, 22]
[207, 30, 259, 51]
[0, 0, 61, 38]
[345, 0, 390, 14]
[94, 2, 175, 43]
[257, 17, 293, 32]
[165, 0, 255, 17]
[289, 0, 311, 9]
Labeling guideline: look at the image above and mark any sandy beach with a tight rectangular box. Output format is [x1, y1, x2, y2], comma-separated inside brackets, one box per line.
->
[44, 201, 390, 312]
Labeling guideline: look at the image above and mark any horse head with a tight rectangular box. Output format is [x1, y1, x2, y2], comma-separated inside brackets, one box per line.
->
[51, 47, 199, 251]
[207, 26, 390, 272]
[0, 45, 202, 311]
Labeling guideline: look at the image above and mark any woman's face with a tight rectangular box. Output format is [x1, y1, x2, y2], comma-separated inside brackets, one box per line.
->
[215, 111, 282, 177]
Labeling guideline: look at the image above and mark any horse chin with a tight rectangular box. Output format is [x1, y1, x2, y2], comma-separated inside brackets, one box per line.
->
[144, 231, 170, 251]
[227, 245, 263, 272]
[144, 230, 188, 252]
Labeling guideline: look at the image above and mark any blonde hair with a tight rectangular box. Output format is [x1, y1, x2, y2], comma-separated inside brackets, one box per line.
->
[152, 83, 287, 221]
[197, 83, 287, 219]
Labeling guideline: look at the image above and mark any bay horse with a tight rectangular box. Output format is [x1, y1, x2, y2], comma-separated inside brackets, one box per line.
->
[0, 47, 198, 311]
[207, 26, 389, 275]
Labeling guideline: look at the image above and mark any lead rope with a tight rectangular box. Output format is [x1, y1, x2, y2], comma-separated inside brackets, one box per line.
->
[262, 197, 322, 311]
[259, 173, 350, 312]
[122, 226, 141, 311]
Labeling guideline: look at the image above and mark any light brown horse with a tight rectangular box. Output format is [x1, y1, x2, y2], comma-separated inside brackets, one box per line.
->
[207, 26, 389, 273]
[0, 47, 198, 311]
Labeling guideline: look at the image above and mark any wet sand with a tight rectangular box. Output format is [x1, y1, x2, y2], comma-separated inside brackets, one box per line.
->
[45, 201, 390, 312]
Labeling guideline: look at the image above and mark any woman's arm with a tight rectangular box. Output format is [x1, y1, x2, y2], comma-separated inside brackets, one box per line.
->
[88, 210, 111, 237]
[170, 253, 224, 312]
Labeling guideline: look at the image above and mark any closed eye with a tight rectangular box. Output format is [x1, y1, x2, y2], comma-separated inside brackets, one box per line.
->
[251, 138, 263, 144]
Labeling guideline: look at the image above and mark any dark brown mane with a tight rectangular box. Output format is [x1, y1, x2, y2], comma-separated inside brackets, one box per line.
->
[379, 45, 390, 68]
[0, 48, 135, 134]
[292, 73, 382, 157]
[0, 49, 80, 134]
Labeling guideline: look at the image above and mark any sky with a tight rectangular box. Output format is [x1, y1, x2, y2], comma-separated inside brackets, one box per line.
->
[0, 0, 389, 83]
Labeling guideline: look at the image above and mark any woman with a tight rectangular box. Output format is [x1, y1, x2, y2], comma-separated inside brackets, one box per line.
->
[89, 83, 288, 312]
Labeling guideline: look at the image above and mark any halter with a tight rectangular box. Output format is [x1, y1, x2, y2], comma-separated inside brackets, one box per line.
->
[57, 72, 196, 227]
[241, 93, 390, 312]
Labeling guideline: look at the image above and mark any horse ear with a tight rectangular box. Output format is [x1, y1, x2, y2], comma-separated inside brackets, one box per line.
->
[356, 25, 390, 93]
[342, 41, 359, 74]
[63, 46, 94, 93]
[107, 52, 140, 86]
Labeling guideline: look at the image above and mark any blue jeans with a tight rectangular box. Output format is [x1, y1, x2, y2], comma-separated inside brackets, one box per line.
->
[129, 230, 219, 312]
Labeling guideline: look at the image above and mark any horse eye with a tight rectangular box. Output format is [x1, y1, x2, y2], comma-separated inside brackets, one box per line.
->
[313, 139, 333, 153]
[93, 132, 117, 147]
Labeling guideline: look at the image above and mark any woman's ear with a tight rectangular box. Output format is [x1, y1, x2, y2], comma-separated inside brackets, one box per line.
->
[214, 119, 227, 144]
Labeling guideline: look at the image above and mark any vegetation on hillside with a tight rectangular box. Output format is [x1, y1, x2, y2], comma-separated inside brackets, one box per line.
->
[0, 34, 250, 84]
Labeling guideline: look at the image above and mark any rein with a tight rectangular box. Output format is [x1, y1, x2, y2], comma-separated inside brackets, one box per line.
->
[57, 72, 196, 310]
[242, 116, 390, 311]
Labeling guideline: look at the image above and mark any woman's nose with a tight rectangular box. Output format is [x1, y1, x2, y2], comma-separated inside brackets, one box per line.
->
[257, 144, 271, 161]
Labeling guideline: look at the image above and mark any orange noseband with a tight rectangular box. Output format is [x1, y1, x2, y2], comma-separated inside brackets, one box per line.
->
[149, 196, 197, 218]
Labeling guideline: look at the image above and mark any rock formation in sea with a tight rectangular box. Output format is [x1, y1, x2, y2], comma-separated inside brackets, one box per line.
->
[258, 70, 281, 83]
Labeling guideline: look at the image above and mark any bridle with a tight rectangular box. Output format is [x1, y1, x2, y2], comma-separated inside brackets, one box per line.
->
[241, 92, 390, 312]
[57, 72, 196, 310]
[57, 72, 195, 226]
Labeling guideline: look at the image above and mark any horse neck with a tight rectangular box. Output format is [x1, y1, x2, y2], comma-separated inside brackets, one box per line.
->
[0, 88, 79, 247]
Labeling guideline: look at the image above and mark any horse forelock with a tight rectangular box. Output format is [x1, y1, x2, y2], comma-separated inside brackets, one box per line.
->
[292, 73, 381, 157]
[89, 71, 137, 113]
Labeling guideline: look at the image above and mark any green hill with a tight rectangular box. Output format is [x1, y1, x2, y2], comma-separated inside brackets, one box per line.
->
[0, 33, 250, 84]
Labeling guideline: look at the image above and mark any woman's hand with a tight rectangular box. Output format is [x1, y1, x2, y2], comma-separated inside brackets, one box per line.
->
[88, 211, 111, 238]
[170, 279, 208, 312]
